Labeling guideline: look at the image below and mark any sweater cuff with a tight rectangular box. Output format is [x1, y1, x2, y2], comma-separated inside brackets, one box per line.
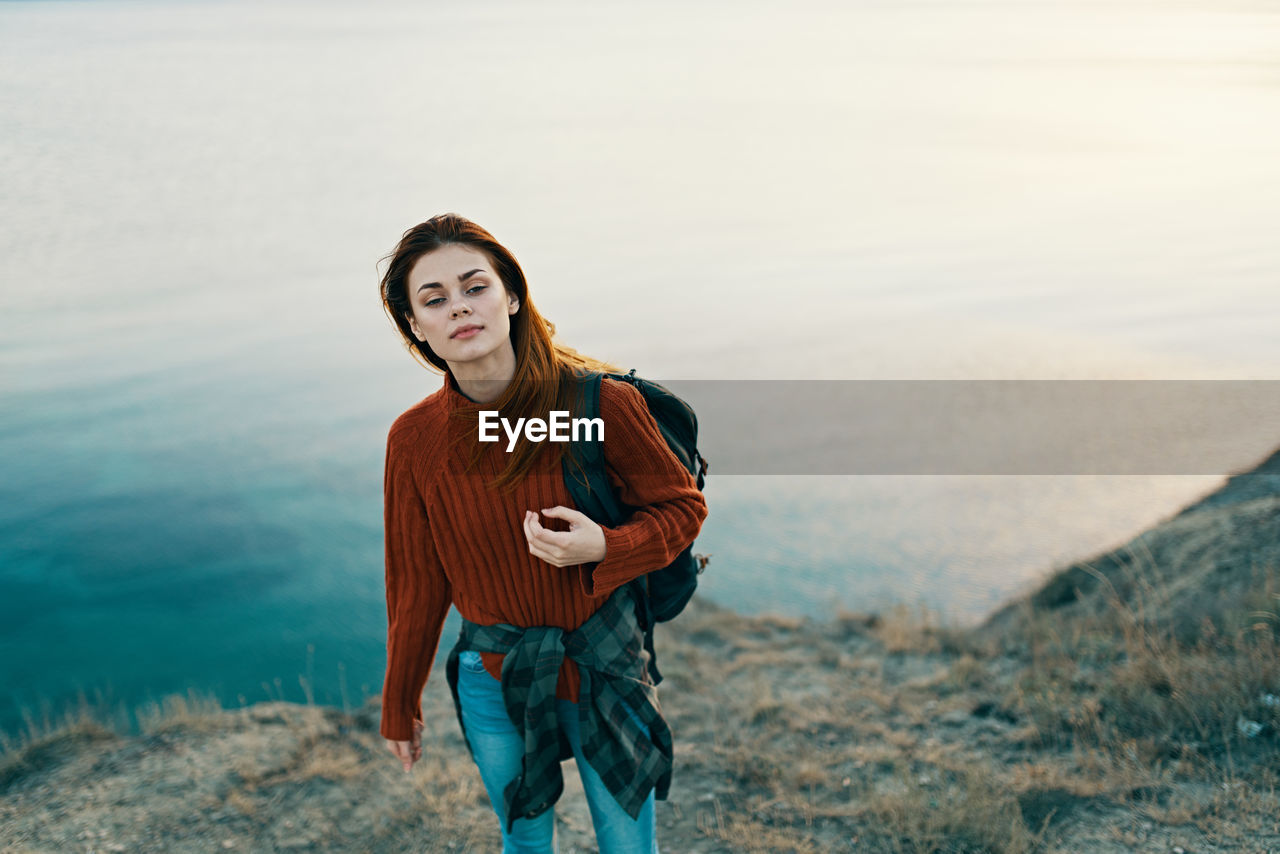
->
[577, 524, 631, 599]
[380, 695, 423, 742]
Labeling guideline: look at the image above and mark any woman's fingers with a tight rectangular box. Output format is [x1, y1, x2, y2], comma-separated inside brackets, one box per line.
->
[524, 511, 559, 563]
[524, 507, 603, 567]
[386, 738, 416, 772]
[526, 510, 573, 548]
[523, 511, 542, 556]
[538, 506, 585, 525]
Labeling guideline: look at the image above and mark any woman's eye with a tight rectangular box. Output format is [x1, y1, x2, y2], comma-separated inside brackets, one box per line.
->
[424, 285, 483, 307]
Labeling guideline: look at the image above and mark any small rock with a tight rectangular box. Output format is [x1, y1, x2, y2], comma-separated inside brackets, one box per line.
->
[1237, 716, 1264, 738]
[221, 841, 236, 850]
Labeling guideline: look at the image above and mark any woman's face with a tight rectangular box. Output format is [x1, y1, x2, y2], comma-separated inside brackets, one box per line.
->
[404, 244, 520, 370]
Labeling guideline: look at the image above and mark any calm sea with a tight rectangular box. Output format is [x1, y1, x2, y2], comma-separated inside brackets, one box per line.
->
[2, 0, 1278, 738]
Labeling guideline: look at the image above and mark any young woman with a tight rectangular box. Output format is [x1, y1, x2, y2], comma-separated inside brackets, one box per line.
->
[377, 213, 708, 854]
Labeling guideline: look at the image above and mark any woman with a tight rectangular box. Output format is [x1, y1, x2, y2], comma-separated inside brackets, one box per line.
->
[377, 213, 708, 854]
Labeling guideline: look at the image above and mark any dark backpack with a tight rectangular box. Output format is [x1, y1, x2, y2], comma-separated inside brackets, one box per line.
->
[561, 367, 711, 686]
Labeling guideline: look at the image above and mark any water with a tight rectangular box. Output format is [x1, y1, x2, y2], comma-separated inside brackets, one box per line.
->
[2, 0, 1278, 739]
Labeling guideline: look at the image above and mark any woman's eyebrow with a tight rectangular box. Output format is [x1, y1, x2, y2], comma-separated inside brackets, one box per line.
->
[415, 268, 486, 293]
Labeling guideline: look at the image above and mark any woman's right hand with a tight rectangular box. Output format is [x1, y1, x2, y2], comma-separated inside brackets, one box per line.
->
[385, 719, 425, 773]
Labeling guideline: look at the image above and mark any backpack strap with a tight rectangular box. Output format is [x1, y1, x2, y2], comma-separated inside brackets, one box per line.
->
[563, 369, 624, 526]
[562, 368, 662, 685]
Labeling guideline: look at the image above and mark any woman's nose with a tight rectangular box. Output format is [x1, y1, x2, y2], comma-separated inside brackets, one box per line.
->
[451, 301, 471, 318]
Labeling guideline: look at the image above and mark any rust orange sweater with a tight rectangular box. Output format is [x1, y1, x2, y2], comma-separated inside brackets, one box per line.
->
[379, 370, 709, 742]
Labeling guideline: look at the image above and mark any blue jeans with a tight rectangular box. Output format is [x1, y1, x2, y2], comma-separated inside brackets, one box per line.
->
[456, 649, 659, 854]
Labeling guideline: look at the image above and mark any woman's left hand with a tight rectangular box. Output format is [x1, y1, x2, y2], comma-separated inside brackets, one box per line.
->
[523, 507, 607, 567]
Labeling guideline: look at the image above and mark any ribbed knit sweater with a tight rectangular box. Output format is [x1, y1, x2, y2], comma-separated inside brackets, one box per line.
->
[379, 369, 709, 742]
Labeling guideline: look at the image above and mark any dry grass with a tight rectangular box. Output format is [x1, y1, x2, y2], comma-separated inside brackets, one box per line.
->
[223, 786, 258, 817]
[858, 764, 1051, 854]
[871, 602, 945, 654]
[0, 658, 361, 762]
[0, 719, 117, 793]
[696, 796, 827, 854]
[397, 748, 497, 851]
[661, 543, 1280, 850]
[835, 601, 987, 662]
[136, 686, 227, 735]
[5, 540, 1280, 852]
[1008, 555, 1280, 779]
[0, 687, 123, 789]
[0, 674, 509, 852]
[295, 741, 367, 783]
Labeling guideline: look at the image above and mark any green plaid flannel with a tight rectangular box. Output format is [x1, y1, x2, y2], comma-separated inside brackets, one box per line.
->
[445, 585, 673, 834]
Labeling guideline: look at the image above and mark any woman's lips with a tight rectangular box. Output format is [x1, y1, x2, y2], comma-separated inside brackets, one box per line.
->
[453, 326, 482, 339]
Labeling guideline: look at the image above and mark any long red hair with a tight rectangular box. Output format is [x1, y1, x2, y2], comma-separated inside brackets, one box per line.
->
[379, 213, 621, 492]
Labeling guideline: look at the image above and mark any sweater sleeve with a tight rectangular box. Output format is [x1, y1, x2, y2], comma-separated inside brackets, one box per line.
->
[576, 379, 709, 600]
[379, 426, 453, 742]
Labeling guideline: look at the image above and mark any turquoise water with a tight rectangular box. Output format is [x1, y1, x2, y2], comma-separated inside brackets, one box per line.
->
[3, 0, 1279, 739]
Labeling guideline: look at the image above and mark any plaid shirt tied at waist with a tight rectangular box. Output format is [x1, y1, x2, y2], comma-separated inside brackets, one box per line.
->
[445, 585, 673, 834]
